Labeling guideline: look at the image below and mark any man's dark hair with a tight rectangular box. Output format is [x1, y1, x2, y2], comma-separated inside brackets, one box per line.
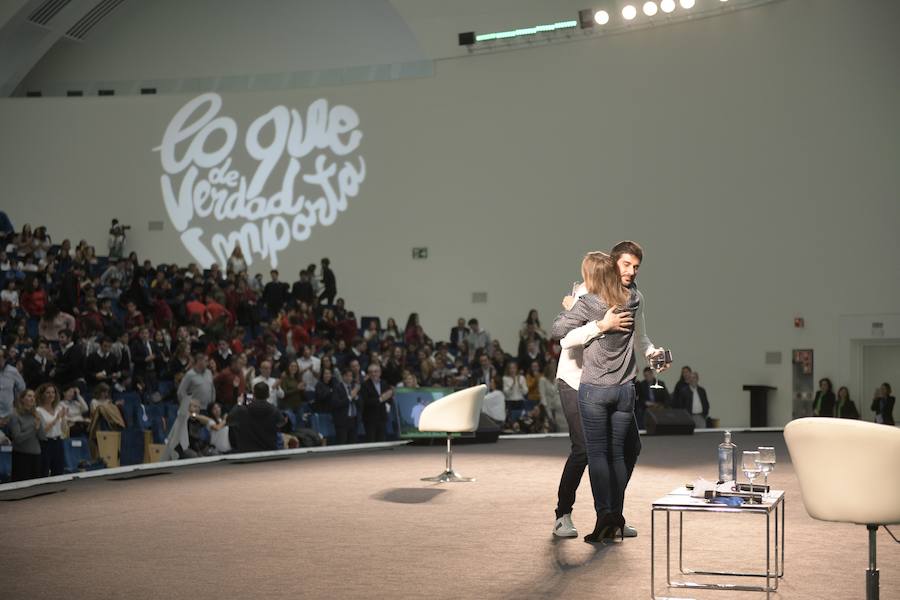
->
[610, 240, 644, 263]
[468, 318, 478, 327]
[643, 366, 653, 373]
[253, 381, 270, 400]
[321, 258, 330, 266]
[340, 367, 353, 376]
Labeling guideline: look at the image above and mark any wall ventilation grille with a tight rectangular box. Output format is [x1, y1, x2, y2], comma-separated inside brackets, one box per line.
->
[65, 0, 127, 40]
[28, 0, 72, 26]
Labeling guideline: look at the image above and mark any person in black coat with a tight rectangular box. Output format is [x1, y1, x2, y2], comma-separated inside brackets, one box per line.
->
[871, 382, 895, 425]
[331, 367, 361, 445]
[835, 386, 860, 419]
[228, 382, 284, 452]
[318, 258, 336, 306]
[22, 339, 54, 388]
[53, 329, 84, 386]
[85, 337, 122, 386]
[130, 327, 161, 389]
[360, 363, 393, 443]
[291, 270, 315, 306]
[262, 270, 290, 317]
[813, 378, 836, 417]
[449, 318, 469, 350]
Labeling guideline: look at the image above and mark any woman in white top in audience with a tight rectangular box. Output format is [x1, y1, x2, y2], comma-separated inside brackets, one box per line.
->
[502, 362, 528, 402]
[60, 384, 90, 438]
[35, 382, 66, 477]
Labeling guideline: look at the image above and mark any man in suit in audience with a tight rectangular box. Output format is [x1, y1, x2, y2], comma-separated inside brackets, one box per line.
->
[450, 318, 469, 350]
[670, 371, 709, 428]
[262, 269, 290, 317]
[85, 337, 122, 386]
[360, 363, 393, 443]
[54, 329, 85, 386]
[635, 366, 670, 429]
[130, 327, 160, 389]
[23, 339, 54, 388]
[319, 258, 337, 306]
[332, 367, 361, 445]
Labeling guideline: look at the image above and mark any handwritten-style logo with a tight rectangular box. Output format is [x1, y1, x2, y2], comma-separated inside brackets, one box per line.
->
[155, 93, 366, 269]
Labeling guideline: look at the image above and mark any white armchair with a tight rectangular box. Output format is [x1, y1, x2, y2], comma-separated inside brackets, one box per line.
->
[417, 385, 486, 483]
[784, 417, 900, 600]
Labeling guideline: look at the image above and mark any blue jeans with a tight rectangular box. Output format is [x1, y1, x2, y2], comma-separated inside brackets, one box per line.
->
[578, 381, 636, 516]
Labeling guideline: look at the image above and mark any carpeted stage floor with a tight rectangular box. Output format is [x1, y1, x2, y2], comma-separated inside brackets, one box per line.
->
[2, 432, 898, 599]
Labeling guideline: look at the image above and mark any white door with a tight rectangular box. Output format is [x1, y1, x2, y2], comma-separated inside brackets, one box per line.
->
[861, 343, 900, 423]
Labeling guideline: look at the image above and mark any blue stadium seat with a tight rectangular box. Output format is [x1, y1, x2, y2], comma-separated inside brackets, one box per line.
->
[145, 402, 168, 443]
[311, 412, 336, 442]
[63, 437, 91, 473]
[0, 446, 11, 482]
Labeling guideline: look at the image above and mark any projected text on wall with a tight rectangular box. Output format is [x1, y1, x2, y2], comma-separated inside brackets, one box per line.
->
[154, 93, 366, 269]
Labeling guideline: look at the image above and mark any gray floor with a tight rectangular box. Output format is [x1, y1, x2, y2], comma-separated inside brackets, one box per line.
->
[1, 432, 897, 599]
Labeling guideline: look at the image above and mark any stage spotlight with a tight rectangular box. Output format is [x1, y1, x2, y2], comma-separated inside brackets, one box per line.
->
[660, 0, 676, 12]
[643, 1, 658, 16]
[622, 4, 637, 20]
[595, 9, 610, 25]
[679, 0, 695, 8]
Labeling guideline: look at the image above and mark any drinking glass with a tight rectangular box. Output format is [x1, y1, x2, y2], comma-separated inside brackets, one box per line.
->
[650, 350, 667, 389]
[742, 451, 761, 496]
[756, 446, 776, 494]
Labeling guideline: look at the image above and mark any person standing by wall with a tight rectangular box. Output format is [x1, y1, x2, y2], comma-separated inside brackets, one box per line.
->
[871, 383, 895, 425]
[813, 378, 836, 417]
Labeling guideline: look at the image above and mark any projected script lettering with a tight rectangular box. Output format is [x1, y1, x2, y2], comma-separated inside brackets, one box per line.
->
[154, 93, 366, 268]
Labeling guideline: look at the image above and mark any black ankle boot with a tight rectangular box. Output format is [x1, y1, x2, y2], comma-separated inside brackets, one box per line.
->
[584, 512, 623, 543]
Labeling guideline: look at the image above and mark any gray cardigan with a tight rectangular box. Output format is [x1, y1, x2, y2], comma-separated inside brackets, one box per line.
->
[10, 412, 44, 455]
[551, 288, 641, 387]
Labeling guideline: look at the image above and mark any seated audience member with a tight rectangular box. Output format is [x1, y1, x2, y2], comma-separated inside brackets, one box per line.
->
[37, 304, 76, 343]
[671, 371, 709, 428]
[835, 386, 859, 419]
[9, 389, 43, 481]
[871, 382, 895, 425]
[332, 367, 361, 445]
[813, 377, 836, 417]
[636, 366, 670, 429]
[60, 384, 90, 437]
[510, 403, 556, 434]
[524, 360, 543, 402]
[229, 382, 283, 453]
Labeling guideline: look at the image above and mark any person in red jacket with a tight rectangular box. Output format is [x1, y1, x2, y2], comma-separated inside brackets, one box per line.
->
[20, 277, 47, 318]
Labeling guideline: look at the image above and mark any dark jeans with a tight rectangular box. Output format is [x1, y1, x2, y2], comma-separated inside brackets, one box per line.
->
[557, 380, 641, 518]
[40, 438, 66, 477]
[578, 381, 637, 516]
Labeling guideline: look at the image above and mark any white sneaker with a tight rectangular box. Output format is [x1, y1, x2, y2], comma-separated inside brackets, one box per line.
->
[623, 524, 638, 538]
[553, 514, 578, 538]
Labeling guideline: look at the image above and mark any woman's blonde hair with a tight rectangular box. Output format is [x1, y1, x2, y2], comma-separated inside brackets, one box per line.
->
[581, 251, 628, 308]
[14, 389, 36, 416]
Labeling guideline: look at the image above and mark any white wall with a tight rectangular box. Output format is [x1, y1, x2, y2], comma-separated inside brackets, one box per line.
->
[1, 0, 899, 427]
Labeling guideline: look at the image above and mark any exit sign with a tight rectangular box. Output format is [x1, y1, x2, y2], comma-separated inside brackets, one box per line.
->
[412, 247, 428, 259]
